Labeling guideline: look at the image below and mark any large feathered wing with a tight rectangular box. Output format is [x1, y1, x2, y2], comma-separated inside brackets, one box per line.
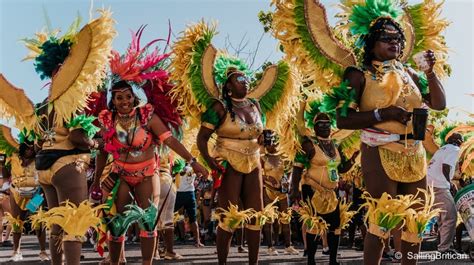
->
[0, 75, 36, 131]
[269, 0, 357, 94]
[0, 125, 19, 157]
[48, 9, 116, 127]
[169, 21, 219, 128]
[404, 0, 450, 78]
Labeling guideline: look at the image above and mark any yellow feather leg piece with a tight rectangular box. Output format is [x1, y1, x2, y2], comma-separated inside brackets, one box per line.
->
[278, 208, 293, 225]
[297, 199, 328, 235]
[361, 191, 420, 233]
[338, 199, 357, 231]
[214, 202, 255, 231]
[49, 9, 116, 128]
[403, 186, 442, 242]
[29, 207, 48, 230]
[376, 71, 403, 109]
[252, 198, 280, 227]
[4, 213, 25, 233]
[41, 200, 105, 237]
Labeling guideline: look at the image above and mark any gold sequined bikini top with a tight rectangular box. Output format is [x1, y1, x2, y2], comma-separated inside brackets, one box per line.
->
[215, 100, 264, 140]
[303, 140, 341, 190]
[359, 60, 423, 135]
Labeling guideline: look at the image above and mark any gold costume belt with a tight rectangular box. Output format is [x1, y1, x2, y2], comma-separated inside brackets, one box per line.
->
[310, 183, 338, 215]
[214, 137, 260, 174]
[379, 143, 426, 183]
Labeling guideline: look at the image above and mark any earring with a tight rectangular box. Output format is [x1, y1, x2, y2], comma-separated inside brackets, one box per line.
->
[227, 91, 232, 96]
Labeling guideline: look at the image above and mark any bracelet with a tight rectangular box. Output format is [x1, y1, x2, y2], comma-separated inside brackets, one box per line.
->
[374, 109, 383, 122]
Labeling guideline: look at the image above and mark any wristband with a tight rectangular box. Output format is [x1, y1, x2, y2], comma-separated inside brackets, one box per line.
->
[374, 109, 383, 122]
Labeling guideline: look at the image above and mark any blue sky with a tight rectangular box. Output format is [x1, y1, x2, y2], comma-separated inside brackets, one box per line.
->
[0, 0, 472, 123]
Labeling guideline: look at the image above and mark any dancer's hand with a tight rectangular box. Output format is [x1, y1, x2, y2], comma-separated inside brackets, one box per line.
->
[191, 161, 209, 179]
[381, 106, 412, 125]
[206, 157, 223, 172]
[424, 49, 436, 74]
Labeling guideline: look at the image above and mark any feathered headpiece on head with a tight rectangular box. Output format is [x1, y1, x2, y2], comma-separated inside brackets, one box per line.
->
[109, 25, 171, 89]
[348, 0, 403, 46]
[21, 16, 81, 80]
[213, 54, 253, 88]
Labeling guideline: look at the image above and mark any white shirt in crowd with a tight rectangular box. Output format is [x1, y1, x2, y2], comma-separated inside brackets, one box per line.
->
[427, 144, 461, 189]
[177, 165, 196, 192]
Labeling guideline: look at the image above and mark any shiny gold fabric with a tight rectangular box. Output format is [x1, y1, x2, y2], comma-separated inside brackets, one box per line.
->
[359, 63, 423, 137]
[301, 141, 341, 190]
[213, 103, 263, 174]
[38, 153, 90, 185]
[379, 144, 426, 183]
[262, 155, 285, 186]
[310, 184, 338, 215]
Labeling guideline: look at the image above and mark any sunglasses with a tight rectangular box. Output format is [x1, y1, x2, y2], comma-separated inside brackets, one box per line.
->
[235, 75, 250, 84]
[378, 34, 402, 43]
[315, 120, 331, 127]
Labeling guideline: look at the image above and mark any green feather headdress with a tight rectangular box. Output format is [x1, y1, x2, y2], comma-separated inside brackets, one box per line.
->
[213, 54, 253, 87]
[349, 0, 402, 46]
[304, 99, 336, 129]
[21, 15, 81, 80]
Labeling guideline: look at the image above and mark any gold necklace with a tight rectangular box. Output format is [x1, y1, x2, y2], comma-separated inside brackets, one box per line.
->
[116, 114, 136, 131]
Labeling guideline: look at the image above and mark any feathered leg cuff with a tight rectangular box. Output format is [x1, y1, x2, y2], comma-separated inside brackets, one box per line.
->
[63, 235, 85, 242]
[368, 223, 390, 240]
[107, 234, 125, 243]
[139, 230, 157, 238]
[401, 231, 422, 244]
[4, 213, 24, 233]
[245, 224, 261, 231]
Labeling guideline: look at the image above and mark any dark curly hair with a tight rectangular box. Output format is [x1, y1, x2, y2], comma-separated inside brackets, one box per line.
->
[362, 17, 406, 67]
[108, 81, 140, 111]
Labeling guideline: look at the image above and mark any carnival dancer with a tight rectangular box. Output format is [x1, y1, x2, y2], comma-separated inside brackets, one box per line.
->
[92, 26, 208, 265]
[290, 107, 358, 265]
[170, 21, 299, 265]
[261, 131, 299, 255]
[266, 1, 450, 264]
[0, 127, 49, 261]
[0, 11, 116, 265]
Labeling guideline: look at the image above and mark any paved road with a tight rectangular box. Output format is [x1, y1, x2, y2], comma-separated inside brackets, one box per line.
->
[0, 235, 472, 264]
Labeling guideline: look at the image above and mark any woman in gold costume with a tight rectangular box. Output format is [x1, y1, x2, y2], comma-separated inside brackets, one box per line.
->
[197, 67, 265, 264]
[6, 136, 49, 262]
[290, 113, 358, 265]
[336, 14, 446, 265]
[261, 132, 299, 255]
